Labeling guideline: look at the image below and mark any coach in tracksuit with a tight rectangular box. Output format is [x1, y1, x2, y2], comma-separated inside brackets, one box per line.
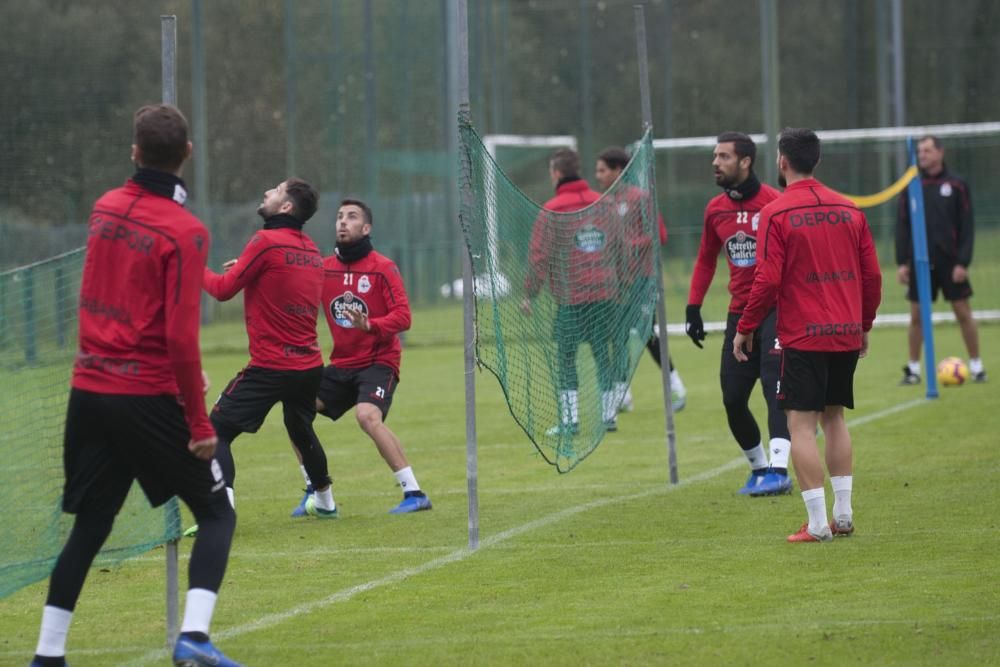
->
[685, 132, 790, 497]
[896, 135, 986, 384]
[203, 179, 338, 518]
[735, 128, 882, 543]
[521, 148, 622, 434]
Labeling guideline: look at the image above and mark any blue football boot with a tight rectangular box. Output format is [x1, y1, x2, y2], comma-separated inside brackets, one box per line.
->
[389, 492, 433, 514]
[173, 636, 243, 667]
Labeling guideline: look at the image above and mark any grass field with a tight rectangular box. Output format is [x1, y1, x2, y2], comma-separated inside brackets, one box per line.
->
[0, 315, 998, 666]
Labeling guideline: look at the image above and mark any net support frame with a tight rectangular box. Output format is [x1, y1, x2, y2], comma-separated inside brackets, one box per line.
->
[634, 4, 678, 485]
[904, 136, 939, 399]
[161, 13, 181, 650]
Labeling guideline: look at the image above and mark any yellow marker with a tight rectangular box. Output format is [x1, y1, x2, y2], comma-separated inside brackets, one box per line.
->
[835, 165, 919, 209]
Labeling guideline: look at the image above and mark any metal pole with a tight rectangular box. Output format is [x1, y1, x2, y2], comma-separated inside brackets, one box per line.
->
[191, 0, 213, 325]
[905, 137, 938, 399]
[161, 15, 180, 649]
[891, 0, 907, 175]
[161, 16, 177, 105]
[452, 0, 479, 549]
[875, 0, 893, 243]
[759, 0, 779, 185]
[364, 0, 377, 203]
[579, 0, 593, 167]
[635, 4, 678, 485]
[284, 0, 298, 176]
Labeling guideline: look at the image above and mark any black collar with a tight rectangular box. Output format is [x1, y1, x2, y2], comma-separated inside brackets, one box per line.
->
[556, 175, 582, 190]
[262, 213, 304, 230]
[722, 172, 761, 201]
[335, 235, 374, 263]
[132, 167, 188, 204]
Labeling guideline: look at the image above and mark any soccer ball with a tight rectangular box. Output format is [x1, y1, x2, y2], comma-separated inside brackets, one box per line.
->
[936, 357, 970, 386]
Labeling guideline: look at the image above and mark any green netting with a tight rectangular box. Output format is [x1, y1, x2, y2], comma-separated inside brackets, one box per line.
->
[0, 249, 181, 600]
[460, 120, 660, 472]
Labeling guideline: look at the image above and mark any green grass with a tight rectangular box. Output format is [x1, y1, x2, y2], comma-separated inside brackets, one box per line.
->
[0, 316, 998, 666]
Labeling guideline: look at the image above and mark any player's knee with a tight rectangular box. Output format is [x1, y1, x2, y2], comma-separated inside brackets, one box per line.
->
[355, 403, 383, 432]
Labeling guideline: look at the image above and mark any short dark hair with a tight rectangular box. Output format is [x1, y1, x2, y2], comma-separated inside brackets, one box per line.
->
[597, 146, 629, 171]
[134, 104, 189, 172]
[919, 135, 943, 150]
[284, 178, 319, 223]
[549, 148, 581, 179]
[716, 131, 756, 168]
[778, 127, 821, 175]
[340, 198, 373, 226]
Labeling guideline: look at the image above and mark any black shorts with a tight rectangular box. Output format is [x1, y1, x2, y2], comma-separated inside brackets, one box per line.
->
[906, 265, 973, 302]
[317, 364, 398, 421]
[777, 348, 860, 412]
[211, 365, 322, 435]
[62, 389, 227, 514]
[721, 309, 779, 380]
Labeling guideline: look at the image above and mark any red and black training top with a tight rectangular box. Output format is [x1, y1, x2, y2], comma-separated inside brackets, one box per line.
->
[738, 178, 882, 352]
[203, 216, 324, 371]
[321, 245, 411, 376]
[524, 178, 621, 305]
[688, 183, 781, 314]
[73, 172, 214, 441]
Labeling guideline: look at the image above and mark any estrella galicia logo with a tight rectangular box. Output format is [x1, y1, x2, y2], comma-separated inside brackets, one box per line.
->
[331, 291, 368, 328]
[575, 225, 606, 253]
[725, 231, 756, 267]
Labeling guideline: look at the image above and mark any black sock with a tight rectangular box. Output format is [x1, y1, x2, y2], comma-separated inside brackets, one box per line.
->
[404, 490, 426, 498]
[752, 467, 769, 475]
[771, 467, 788, 475]
[32, 657, 66, 667]
[180, 630, 210, 643]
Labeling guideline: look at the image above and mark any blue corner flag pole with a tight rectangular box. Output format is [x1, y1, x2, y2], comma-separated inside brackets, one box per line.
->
[905, 136, 938, 399]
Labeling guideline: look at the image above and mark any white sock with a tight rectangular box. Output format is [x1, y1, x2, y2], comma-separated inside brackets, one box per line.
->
[670, 369, 686, 395]
[394, 466, 421, 493]
[768, 437, 791, 469]
[908, 360, 921, 375]
[314, 486, 336, 511]
[969, 357, 983, 374]
[744, 443, 768, 471]
[180, 588, 217, 635]
[831, 475, 853, 519]
[801, 487, 829, 534]
[225, 487, 235, 509]
[601, 390, 618, 422]
[35, 605, 72, 657]
[299, 465, 312, 487]
[559, 390, 579, 424]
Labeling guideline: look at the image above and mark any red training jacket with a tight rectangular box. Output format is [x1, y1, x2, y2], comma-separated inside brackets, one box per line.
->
[524, 179, 620, 304]
[322, 248, 411, 375]
[73, 179, 214, 441]
[688, 183, 781, 314]
[606, 184, 667, 278]
[203, 226, 324, 370]
[737, 178, 882, 352]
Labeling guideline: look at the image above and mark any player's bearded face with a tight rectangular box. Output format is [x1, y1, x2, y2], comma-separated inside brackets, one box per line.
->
[257, 182, 287, 218]
[712, 143, 741, 188]
[337, 205, 370, 243]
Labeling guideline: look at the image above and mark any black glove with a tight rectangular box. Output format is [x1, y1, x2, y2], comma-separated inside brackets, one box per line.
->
[685, 304, 705, 349]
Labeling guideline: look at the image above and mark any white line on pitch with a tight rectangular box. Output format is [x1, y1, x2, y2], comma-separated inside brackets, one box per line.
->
[120, 397, 925, 667]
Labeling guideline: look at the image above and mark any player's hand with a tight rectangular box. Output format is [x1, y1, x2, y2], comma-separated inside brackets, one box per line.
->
[188, 435, 218, 461]
[685, 304, 705, 349]
[952, 264, 968, 283]
[222, 258, 238, 272]
[201, 370, 211, 395]
[860, 331, 870, 359]
[344, 307, 371, 332]
[520, 297, 533, 316]
[896, 265, 910, 285]
[733, 330, 752, 362]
